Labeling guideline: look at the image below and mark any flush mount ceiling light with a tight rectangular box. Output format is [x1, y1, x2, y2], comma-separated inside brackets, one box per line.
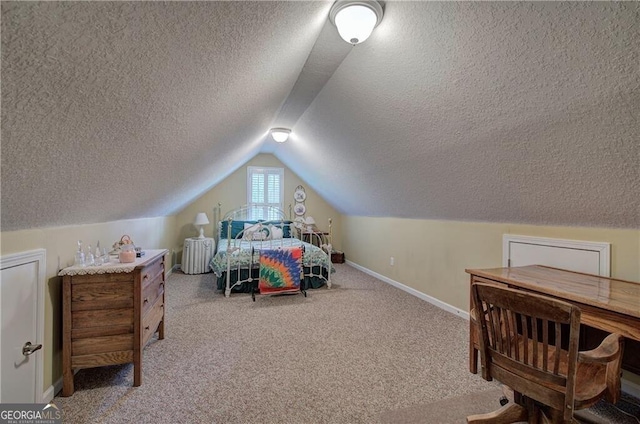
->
[329, 0, 383, 45]
[270, 128, 291, 143]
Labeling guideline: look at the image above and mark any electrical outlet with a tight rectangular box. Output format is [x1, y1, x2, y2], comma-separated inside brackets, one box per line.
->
[390, 257, 394, 266]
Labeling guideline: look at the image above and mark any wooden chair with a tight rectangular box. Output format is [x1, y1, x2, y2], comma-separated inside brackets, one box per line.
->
[467, 283, 624, 424]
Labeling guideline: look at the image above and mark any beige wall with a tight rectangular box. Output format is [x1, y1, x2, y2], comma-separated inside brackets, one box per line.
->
[175, 154, 343, 259]
[3, 175, 636, 394]
[343, 216, 639, 312]
[342, 216, 640, 385]
[0, 216, 177, 394]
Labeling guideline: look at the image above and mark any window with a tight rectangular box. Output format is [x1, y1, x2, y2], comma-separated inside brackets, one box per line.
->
[247, 166, 284, 220]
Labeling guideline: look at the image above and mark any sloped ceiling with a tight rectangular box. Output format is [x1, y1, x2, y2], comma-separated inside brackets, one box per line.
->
[2, 1, 639, 232]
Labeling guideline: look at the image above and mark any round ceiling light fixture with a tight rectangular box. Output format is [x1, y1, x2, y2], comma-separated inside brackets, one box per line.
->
[329, 0, 383, 45]
[270, 128, 291, 143]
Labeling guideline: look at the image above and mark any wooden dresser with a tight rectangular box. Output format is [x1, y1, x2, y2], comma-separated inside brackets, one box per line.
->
[60, 249, 168, 396]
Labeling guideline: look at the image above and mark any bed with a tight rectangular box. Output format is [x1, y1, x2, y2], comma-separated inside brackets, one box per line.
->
[209, 205, 333, 297]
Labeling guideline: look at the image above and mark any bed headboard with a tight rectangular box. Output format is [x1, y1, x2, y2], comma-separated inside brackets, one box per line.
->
[213, 204, 292, 242]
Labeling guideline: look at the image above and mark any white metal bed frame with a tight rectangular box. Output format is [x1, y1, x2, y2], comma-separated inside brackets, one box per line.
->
[212, 204, 332, 297]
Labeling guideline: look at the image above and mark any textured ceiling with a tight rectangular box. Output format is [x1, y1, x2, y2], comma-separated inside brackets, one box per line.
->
[1, 1, 330, 231]
[2, 1, 639, 232]
[276, 1, 640, 228]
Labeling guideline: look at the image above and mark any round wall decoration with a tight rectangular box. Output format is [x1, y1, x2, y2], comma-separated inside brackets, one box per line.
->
[294, 189, 306, 202]
[293, 185, 307, 217]
[294, 203, 306, 216]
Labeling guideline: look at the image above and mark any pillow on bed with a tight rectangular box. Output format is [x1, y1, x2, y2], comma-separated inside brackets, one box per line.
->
[220, 220, 290, 239]
[269, 225, 284, 240]
[220, 220, 257, 239]
[243, 223, 269, 241]
[269, 221, 293, 238]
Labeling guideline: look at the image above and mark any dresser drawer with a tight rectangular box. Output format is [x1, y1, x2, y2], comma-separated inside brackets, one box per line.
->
[72, 308, 134, 329]
[71, 281, 134, 311]
[141, 257, 165, 289]
[69, 272, 132, 285]
[71, 325, 133, 340]
[142, 298, 164, 347]
[142, 274, 164, 316]
[72, 333, 134, 356]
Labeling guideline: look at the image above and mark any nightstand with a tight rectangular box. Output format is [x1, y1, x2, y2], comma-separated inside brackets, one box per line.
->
[182, 237, 215, 274]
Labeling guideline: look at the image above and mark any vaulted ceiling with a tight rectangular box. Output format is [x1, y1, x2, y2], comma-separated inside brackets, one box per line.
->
[2, 1, 638, 232]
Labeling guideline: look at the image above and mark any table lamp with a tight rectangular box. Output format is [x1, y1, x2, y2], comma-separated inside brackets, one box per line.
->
[194, 212, 210, 238]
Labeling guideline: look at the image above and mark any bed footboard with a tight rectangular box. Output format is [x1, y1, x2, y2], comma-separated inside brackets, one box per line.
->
[210, 206, 333, 297]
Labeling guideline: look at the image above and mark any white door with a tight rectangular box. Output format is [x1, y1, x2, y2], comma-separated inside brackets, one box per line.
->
[503, 235, 610, 277]
[0, 249, 45, 403]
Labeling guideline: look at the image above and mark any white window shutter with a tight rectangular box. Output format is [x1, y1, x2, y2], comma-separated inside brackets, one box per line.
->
[247, 166, 284, 220]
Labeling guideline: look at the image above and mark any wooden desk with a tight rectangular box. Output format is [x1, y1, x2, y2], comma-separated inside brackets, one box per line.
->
[466, 265, 640, 374]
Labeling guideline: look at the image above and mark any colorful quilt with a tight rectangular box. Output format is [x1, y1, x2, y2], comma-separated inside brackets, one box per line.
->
[258, 247, 303, 294]
[210, 239, 332, 277]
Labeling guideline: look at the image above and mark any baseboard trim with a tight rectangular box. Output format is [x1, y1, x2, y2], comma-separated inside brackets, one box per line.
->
[344, 260, 640, 398]
[43, 376, 64, 403]
[345, 260, 469, 320]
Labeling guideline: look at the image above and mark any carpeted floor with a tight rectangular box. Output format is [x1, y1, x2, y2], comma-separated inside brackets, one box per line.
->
[378, 387, 505, 423]
[53, 264, 639, 423]
[378, 388, 640, 424]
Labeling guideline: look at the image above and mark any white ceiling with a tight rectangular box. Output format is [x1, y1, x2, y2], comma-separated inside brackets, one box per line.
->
[2, 1, 638, 232]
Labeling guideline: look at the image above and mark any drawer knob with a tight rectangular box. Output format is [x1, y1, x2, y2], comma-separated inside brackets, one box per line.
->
[145, 326, 150, 330]
[143, 298, 149, 304]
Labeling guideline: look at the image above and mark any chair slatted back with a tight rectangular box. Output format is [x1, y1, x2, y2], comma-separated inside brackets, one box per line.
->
[472, 283, 581, 422]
